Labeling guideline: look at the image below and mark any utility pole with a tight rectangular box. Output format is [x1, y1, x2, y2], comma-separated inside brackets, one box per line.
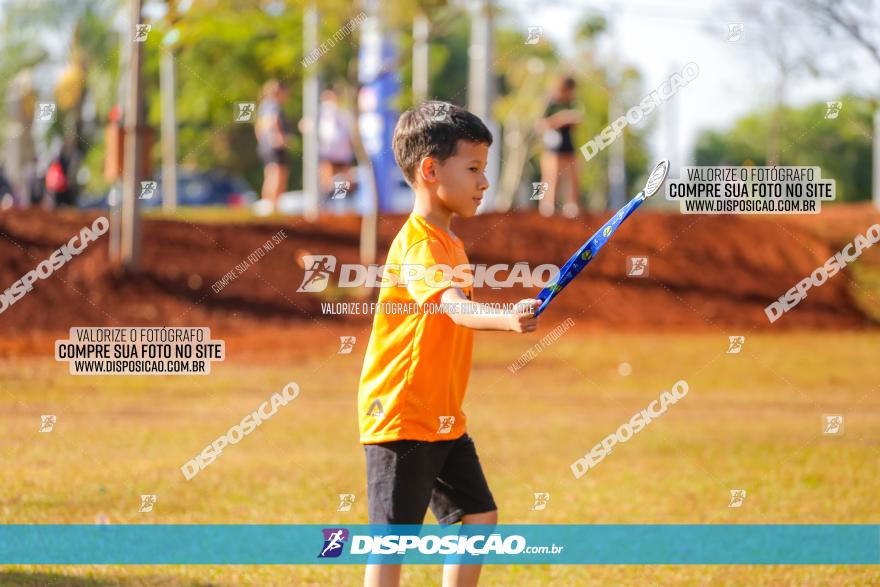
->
[160, 2, 180, 214]
[874, 109, 880, 211]
[664, 63, 679, 184]
[302, 3, 320, 221]
[413, 12, 430, 104]
[607, 63, 625, 210]
[468, 0, 499, 213]
[120, 0, 146, 269]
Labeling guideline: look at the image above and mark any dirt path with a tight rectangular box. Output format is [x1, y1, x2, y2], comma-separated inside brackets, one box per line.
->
[0, 206, 876, 355]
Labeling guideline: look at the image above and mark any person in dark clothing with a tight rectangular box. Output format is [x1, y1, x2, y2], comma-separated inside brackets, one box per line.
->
[537, 76, 583, 217]
[255, 79, 292, 214]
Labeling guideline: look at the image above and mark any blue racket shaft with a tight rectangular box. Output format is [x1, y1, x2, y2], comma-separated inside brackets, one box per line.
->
[533, 194, 646, 317]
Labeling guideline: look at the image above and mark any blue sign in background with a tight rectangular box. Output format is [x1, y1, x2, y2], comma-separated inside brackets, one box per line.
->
[357, 9, 400, 214]
[1, 525, 878, 565]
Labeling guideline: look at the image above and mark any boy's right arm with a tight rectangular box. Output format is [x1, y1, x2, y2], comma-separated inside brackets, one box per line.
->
[439, 287, 540, 333]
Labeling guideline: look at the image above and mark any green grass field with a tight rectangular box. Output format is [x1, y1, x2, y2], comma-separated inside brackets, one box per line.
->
[2, 330, 879, 586]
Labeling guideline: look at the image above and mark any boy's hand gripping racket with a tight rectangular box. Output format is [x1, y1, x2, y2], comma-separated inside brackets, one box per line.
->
[533, 160, 670, 317]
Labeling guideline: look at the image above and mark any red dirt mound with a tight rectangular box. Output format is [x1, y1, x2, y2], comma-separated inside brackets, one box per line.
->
[0, 206, 875, 349]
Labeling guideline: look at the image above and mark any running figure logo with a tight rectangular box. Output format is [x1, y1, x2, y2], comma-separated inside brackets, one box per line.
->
[531, 492, 550, 511]
[525, 26, 543, 45]
[331, 181, 350, 199]
[728, 489, 746, 508]
[297, 255, 337, 292]
[726, 23, 744, 42]
[318, 528, 349, 558]
[337, 494, 356, 512]
[824, 101, 842, 120]
[139, 495, 157, 513]
[530, 182, 548, 200]
[823, 414, 843, 435]
[139, 181, 157, 200]
[39, 415, 56, 432]
[235, 102, 256, 122]
[626, 256, 649, 277]
[437, 416, 455, 434]
[726, 336, 745, 354]
[428, 102, 450, 122]
[36, 102, 57, 122]
[338, 336, 356, 354]
[134, 23, 151, 42]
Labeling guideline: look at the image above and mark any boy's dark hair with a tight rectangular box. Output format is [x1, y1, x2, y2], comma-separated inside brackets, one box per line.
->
[392, 101, 493, 185]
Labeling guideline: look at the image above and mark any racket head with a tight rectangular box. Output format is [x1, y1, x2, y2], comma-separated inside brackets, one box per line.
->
[642, 159, 670, 199]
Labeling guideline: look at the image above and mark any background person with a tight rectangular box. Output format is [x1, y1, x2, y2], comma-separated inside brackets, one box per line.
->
[537, 76, 583, 218]
[254, 79, 292, 215]
[317, 88, 356, 199]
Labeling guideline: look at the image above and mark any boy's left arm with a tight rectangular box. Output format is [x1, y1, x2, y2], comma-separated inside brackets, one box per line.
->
[439, 287, 540, 333]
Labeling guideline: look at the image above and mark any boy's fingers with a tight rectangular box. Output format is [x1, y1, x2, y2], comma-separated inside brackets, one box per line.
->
[517, 298, 542, 313]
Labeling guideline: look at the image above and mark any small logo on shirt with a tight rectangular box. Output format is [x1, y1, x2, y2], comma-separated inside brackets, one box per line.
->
[367, 399, 385, 418]
[437, 415, 455, 434]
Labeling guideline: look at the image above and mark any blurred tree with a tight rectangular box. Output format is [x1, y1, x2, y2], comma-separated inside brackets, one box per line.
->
[694, 97, 874, 202]
[493, 11, 650, 211]
[390, 3, 470, 111]
[1, 0, 654, 209]
[0, 0, 118, 199]
[141, 0, 357, 194]
[798, 0, 880, 72]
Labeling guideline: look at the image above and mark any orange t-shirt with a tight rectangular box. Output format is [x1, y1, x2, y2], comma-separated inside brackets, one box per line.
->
[358, 213, 474, 444]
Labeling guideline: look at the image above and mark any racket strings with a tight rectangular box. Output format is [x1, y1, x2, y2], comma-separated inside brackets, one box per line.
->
[643, 160, 669, 197]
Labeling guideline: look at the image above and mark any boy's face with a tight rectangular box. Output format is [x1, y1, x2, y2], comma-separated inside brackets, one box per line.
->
[420, 140, 489, 218]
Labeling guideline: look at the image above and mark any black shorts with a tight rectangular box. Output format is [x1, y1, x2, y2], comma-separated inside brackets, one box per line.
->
[364, 433, 497, 525]
[260, 147, 288, 166]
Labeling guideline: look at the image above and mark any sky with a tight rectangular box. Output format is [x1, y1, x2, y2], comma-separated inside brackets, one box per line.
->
[504, 0, 878, 166]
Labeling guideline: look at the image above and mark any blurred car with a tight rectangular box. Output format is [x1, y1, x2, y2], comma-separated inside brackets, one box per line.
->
[82, 171, 257, 209]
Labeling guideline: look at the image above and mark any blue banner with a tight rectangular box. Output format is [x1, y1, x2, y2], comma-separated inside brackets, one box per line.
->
[357, 5, 400, 213]
[1, 525, 878, 564]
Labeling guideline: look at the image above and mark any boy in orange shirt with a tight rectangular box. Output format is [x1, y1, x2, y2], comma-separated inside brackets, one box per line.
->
[359, 101, 541, 587]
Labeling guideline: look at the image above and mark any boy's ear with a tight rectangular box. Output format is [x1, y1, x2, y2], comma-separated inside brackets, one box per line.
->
[418, 156, 437, 184]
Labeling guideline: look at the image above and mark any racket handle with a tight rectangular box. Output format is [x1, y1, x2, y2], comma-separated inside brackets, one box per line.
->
[533, 298, 550, 317]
